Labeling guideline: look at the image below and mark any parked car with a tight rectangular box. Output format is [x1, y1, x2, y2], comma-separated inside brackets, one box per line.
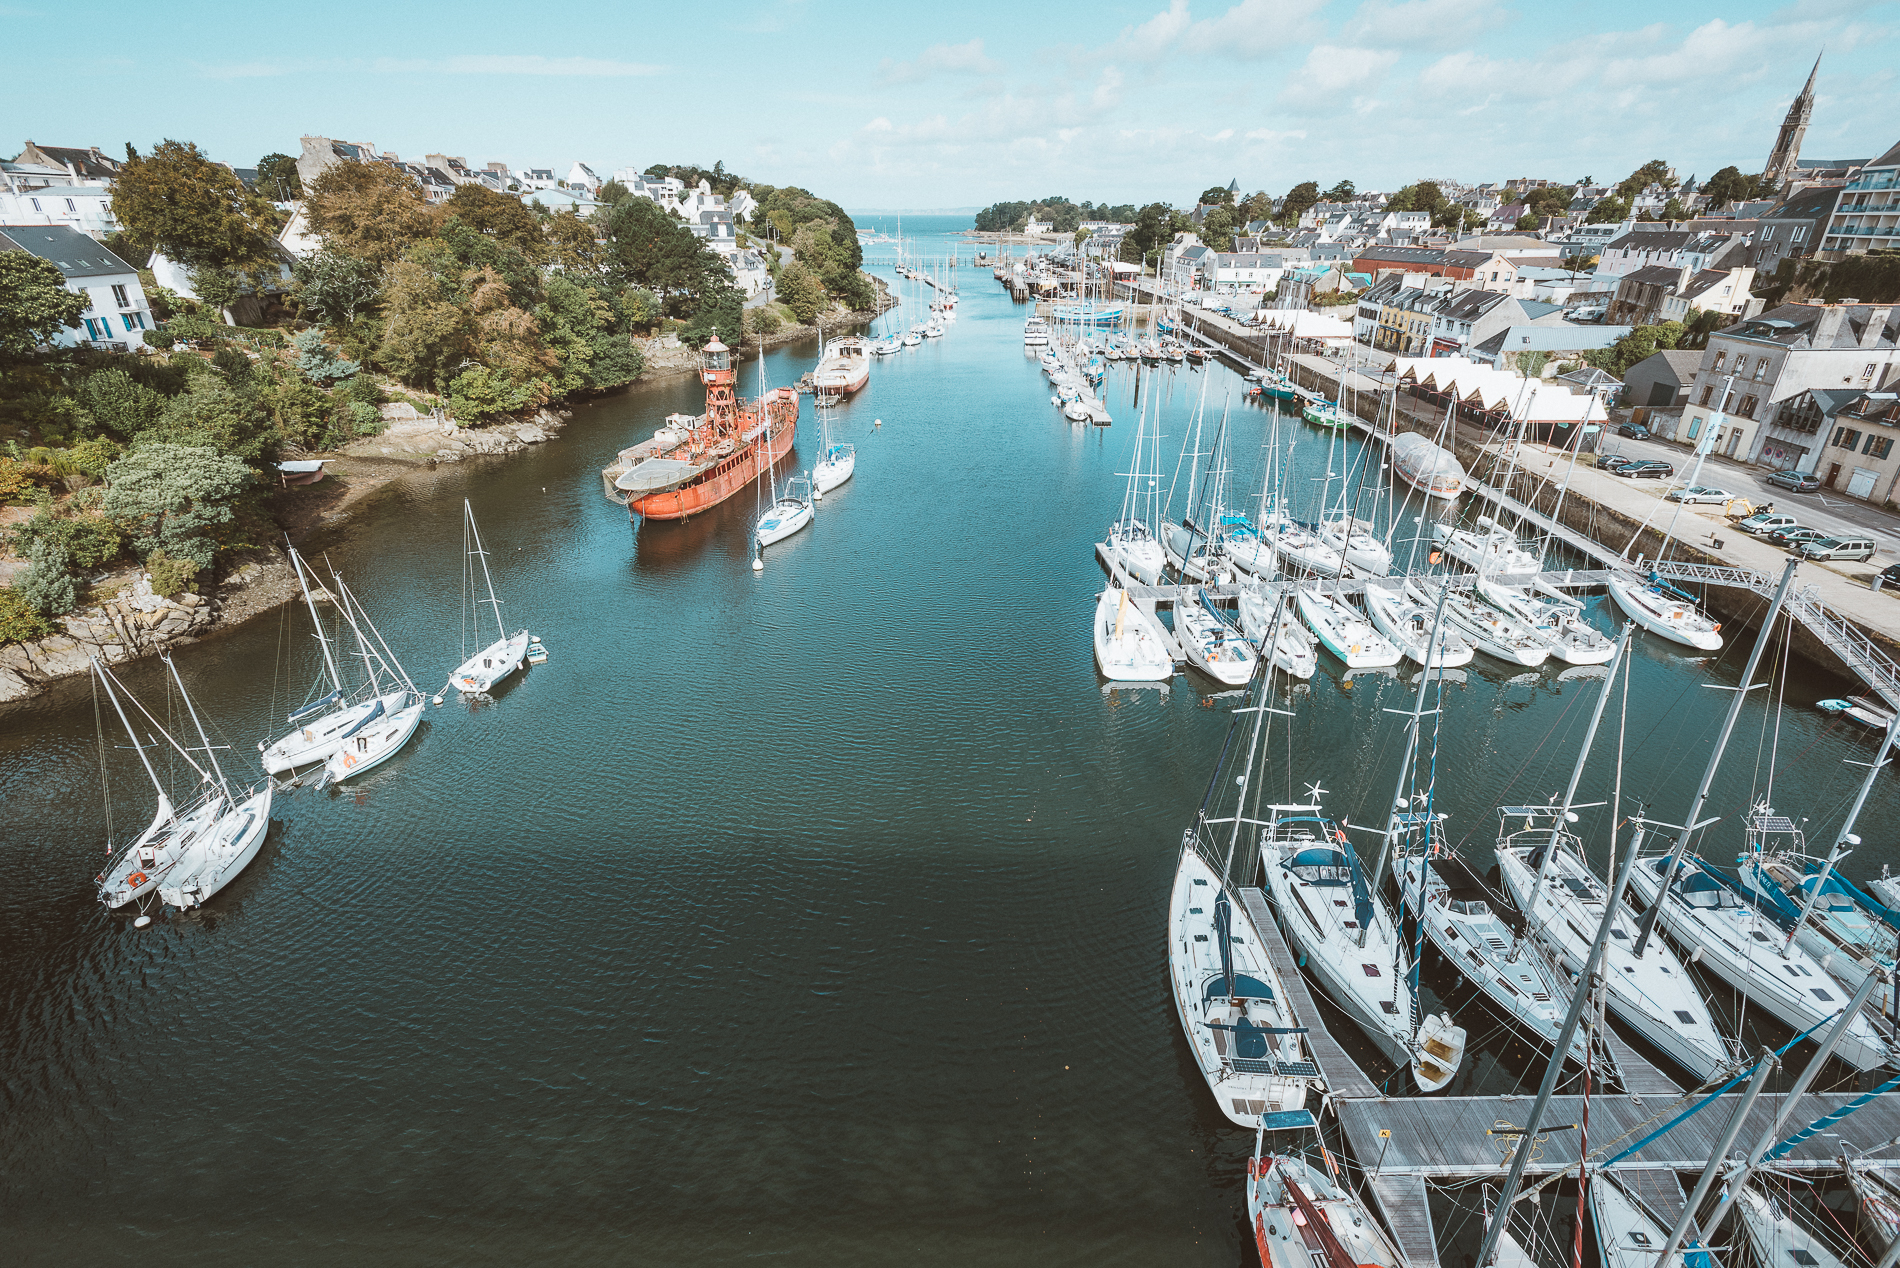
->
[1800, 536, 1878, 562]
[1765, 469, 1822, 493]
[1875, 563, 1900, 591]
[1765, 527, 1829, 551]
[1595, 454, 1638, 471]
[1617, 422, 1651, 439]
[1738, 511, 1798, 536]
[1667, 486, 1732, 504]
[1615, 460, 1674, 479]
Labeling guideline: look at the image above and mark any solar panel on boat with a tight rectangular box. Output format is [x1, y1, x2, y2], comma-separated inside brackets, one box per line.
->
[1755, 816, 1798, 833]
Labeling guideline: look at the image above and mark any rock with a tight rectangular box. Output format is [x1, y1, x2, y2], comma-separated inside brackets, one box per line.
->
[34, 642, 92, 676]
[177, 592, 202, 608]
[515, 425, 548, 444]
[434, 449, 464, 463]
[379, 402, 421, 421]
[229, 563, 264, 587]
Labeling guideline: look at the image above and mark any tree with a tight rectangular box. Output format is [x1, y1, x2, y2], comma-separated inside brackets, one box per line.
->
[255, 153, 302, 200]
[112, 140, 275, 269]
[305, 161, 435, 266]
[606, 197, 712, 305]
[1281, 181, 1321, 221]
[1616, 159, 1672, 203]
[776, 261, 825, 324]
[291, 249, 383, 328]
[101, 442, 252, 571]
[1199, 185, 1235, 208]
[147, 380, 276, 462]
[1073, 226, 1092, 248]
[0, 253, 88, 353]
[1516, 212, 1541, 230]
[1322, 179, 1357, 203]
[679, 277, 744, 349]
[1121, 202, 1177, 266]
[1523, 185, 1572, 218]
[76, 368, 166, 437]
[546, 210, 608, 272]
[187, 265, 242, 318]
[1238, 191, 1274, 225]
[375, 261, 476, 387]
[1561, 249, 1599, 278]
[1584, 320, 1686, 376]
[1660, 196, 1689, 221]
[442, 184, 548, 260]
[293, 329, 361, 385]
[1199, 206, 1237, 252]
[596, 180, 631, 205]
[1586, 197, 1629, 224]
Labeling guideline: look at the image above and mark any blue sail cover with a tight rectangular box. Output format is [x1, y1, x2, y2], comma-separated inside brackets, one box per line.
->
[287, 689, 343, 725]
[1340, 831, 1374, 930]
[337, 697, 385, 740]
[1736, 859, 1804, 929]
[1215, 895, 1236, 1002]
[1802, 864, 1900, 934]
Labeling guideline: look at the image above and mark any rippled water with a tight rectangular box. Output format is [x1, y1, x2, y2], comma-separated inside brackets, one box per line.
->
[3, 216, 1895, 1265]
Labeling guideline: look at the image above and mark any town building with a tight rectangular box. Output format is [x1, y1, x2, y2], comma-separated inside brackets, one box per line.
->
[1604, 265, 1758, 328]
[1592, 228, 1751, 283]
[1811, 390, 1900, 500]
[1679, 302, 1900, 472]
[1818, 137, 1900, 260]
[1472, 324, 1631, 374]
[1762, 56, 1821, 193]
[1622, 349, 1703, 408]
[296, 136, 386, 189]
[12, 142, 123, 187]
[0, 225, 153, 350]
[566, 162, 601, 193]
[1748, 186, 1842, 272]
[0, 182, 118, 238]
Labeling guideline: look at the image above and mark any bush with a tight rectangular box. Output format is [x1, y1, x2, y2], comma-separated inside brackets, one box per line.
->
[143, 328, 175, 350]
[346, 401, 382, 434]
[14, 548, 79, 616]
[744, 305, 782, 338]
[0, 458, 30, 504]
[0, 586, 54, 645]
[145, 549, 197, 597]
[293, 328, 361, 385]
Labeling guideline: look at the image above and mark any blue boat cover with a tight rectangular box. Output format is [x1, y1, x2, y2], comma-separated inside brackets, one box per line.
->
[337, 698, 385, 740]
[287, 689, 343, 725]
[1204, 973, 1277, 1002]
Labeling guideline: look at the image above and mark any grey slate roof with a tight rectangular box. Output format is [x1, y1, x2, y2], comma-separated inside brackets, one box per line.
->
[1867, 138, 1900, 169]
[1729, 303, 1897, 351]
[0, 225, 137, 278]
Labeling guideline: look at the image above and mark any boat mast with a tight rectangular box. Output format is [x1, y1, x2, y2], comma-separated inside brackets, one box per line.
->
[289, 546, 344, 695]
[93, 656, 170, 808]
[162, 653, 233, 805]
[1530, 624, 1636, 897]
[1787, 713, 1899, 952]
[1364, 587, 1455, 944]
[1632, 557, 1801, 957]
[464, 499, 508, 642]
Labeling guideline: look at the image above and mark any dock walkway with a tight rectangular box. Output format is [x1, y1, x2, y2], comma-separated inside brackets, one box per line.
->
[1239, 887, 1382, 1099]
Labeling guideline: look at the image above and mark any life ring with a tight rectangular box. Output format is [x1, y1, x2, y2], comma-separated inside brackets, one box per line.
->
[127, 871, 148, 887]
[343, 753, 358, 769]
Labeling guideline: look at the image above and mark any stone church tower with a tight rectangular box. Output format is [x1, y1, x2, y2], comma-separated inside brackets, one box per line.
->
[1762, 55, 1821, 193]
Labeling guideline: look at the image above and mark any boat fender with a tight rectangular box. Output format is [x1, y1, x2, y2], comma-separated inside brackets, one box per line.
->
[343, 754, 358, 769]
[127, 871, 148, 887]
[133, 915, 152, 929]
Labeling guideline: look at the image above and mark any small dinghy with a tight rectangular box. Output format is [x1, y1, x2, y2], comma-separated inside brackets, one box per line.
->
[755, 474, 815, 549]
[1411, 1012, 1466, 1093]
[1094, 587, 1172, 681]
[1178, 589, 1257, 686]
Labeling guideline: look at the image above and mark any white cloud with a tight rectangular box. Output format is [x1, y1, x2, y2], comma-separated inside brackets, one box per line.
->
[1092, 66, 1126, 110]
[1074, 0, 1324, 67]
[1281, 45, 1401, 98]
[1341, 0, 1512, 49]
[200, 54, 665, 79]
[878, 38, 1002, 84]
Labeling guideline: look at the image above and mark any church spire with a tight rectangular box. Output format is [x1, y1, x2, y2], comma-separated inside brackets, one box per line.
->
[1762, 52, 1821, 195]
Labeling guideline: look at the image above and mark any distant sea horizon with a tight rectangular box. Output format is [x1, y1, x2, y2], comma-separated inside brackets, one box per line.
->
[846, 208, 978, 217]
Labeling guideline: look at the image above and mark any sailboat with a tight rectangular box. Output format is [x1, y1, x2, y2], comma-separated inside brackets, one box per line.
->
[1236, 586, 1318, 680]
[1593, 1171, 1715, 1268]
[155, 654, 274, 911]
[1847, 1159, 1900, 1251]
[1295, 585, 1401, 668]
[1093, 587, 1172, 681]
[1317, 515, 1391, 576]
[321, 572, 424, 785]
[1475, 575, 1616, 666]
[755, 473, 815, 549]
[1605, 570, 1723, 650]
[261, 547, 411, 773]
[1362, 581, 1475, 669]
[1434, 516, 1541, 575]
[1734, 1186, 1856, 1268]
[812, 397, 855, 495]
[1247, 1146, 1405, 1268]
[1177, 590, 1256, 686]
[448, 501, 530, 694]
[1425, 579, 1550, 666]
[91, 658, 227, 910]
[1169, 637, 1320, 1128]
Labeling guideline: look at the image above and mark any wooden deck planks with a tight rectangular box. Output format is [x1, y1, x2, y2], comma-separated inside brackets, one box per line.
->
[1368, 1174, 1441, 1268]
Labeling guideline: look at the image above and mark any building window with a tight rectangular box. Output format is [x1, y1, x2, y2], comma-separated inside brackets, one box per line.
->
[1700, 386, 1714, 406]
[1865, 434, 1892, 460]
[112, 284, 129, 309]
[84, 317, 107, 340]
[1713, 351, 1726, 370]
[1740, 396, 1759, 417]
[1755, 356, 1770, 379]
[30, 197, 41, 212]
[1836, 427, 1862, 450]
[121, 312, 146, 333]
[1866, 364, 1879, 379]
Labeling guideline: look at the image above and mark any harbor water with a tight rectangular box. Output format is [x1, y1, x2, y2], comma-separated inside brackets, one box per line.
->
[3, 216, 1896, 1265]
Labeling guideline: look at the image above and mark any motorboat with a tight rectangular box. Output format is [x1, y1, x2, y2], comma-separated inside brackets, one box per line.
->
[1236, 586, 1318, 680]
[1302, 399, 1349, 430]
[1361, 581, 1475, 669]
[755, 474, 815, 549]
[448, 501, 531, 694]
[1818, 694, 1896, 730]
[1317, 514, 1392, 576]
[810, 335, 870, 400]
[1476, 576, 1616, 666]
[1094, 587, 1172, 682]
[1168, 846, 1317, 1127]
[1295, 585, 1401, 668]
[1496, 807, 1732, 1083]
[1605, 569, 1723, 651]
[1177, 589, 1257, 686]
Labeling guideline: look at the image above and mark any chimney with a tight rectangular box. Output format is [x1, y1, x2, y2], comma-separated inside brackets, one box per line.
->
[1813, 304, 1847, 346]
[1865, 306, 1893, 350]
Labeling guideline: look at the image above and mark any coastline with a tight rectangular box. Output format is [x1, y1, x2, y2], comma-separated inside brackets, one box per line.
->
[0, 303, 883, 711]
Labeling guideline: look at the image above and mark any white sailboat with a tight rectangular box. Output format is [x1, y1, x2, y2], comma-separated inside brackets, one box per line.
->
[1434, 516, 1540, 575]
[1247, 1149, 1404, 1268]
[1177, 589, 1256, 686]
[1605, 570, 1723, 650]
[260, 547, 410, 773]
[811, 398, 855, 495]
[448, 500, 530, 694]
[1295, 585, 1401, 668]
[1592, 1171, 1715, 1268]
[1735, 1186, 1856, 1268]
[1317, 514, 1392, 576]
[91, 658, 225, 910]
[1425, 579, 1550, 666]
[1475, 575, 1616, 666]
[321, 574, 424, 786]
[1361, 581, 1474, 669]
[1260, 508, 1350, 578]
[1496, 810, 1731, 1083]
[154, 654, 274, 911]
[755, 473, 815, 549]
[1093, 587, 1172, 682]
[1847, 1159, 1900, 1250]
[1236, 585, 1318, 680]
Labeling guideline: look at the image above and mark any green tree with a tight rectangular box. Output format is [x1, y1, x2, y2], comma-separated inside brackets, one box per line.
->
[1322, 180, 1357, 203]
[1516, 212, 1541, 230]
[0, 253, 88, 353]
[147, 380, 276, 462]
[1616, 159, 1672, 203]
[679, 277, 744, 349]
[255, 152, 302, 200]
[375, 260, 476, 387]
[1583, 320, 1686, 376]
[596, 180, 631, 205]
[1200, 206, 1237, 252]
[305, 161, 436, 266]
[75, 368, 166, 437]
[606, 197, 711, 305]
[187, 265, 242, 317]
[292, 329, 361, 385]
[1198, 185, 1236, 208]
[1281, 181, 1321, 221]
[112, 140, 275, 269]
[1660, 196, 1689, 221]
[1700, 166, 1758, 207]
[1586, 197, 1629, 224]
[442, 184, 549, 260]
[547, 210, 608, 272]
[291, 249, 383, 328]
[1523, 185, 1572, 218]
[101, 442, 252, 570]
[776, 262, 825, 324]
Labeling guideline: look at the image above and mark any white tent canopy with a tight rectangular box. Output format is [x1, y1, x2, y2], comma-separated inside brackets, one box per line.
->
[1389, 355, 1608, 425]
[1253, 310, 1355, 343]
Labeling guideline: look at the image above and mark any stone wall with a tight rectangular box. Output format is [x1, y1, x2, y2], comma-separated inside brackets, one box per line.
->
[0, 574, 218, 702]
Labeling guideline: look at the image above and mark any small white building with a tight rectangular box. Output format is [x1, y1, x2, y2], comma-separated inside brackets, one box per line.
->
[0, 182, 119, 238]
[566, 162, 601, 192]
[0, 224, 153, 349]
[516, 168, 558, 191]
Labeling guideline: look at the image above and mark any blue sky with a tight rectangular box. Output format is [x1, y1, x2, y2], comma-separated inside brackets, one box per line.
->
[6, 0, 1897, 210]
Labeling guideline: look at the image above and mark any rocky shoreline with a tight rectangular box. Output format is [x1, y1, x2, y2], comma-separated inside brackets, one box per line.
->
[0, 305, 886, 709]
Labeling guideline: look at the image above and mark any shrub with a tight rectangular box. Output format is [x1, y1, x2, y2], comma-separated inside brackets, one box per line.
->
[14, 546, 79, 616]
[346, 401, 382, 434]
[143, 328, 176, 350]
[0, 457, 30, 504]
[165, 312, 222, 342]
[293, 328, 362, 385]
[0, 586, 54, 645]
[145, 549, 197, 597]
[744, 305, 781, 338]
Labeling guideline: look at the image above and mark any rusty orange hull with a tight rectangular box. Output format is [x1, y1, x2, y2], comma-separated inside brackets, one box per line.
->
[628, 406, 796, 522]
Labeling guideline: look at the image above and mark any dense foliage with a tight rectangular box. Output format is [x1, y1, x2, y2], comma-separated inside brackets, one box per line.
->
[972, 198, 1139, 233]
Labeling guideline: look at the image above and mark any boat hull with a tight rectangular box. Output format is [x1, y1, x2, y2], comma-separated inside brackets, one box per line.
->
[159, 788, 274, 910]
[325, 699, 424, 783]
[628, 397, 797, 522]
[1606, 571, 1723, 651]
[453, 633, 530, 694]
[1094, 588, 1173, 681]
[262, 691, 411, 773]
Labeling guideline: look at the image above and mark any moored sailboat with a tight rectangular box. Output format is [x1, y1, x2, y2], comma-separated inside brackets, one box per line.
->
[448, 501, 530, 695]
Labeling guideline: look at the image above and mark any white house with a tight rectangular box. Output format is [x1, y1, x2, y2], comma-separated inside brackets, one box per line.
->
[0, 182, 119, 239]
[1024, 214, 1053, 235]
[566, 162, 601, 192]
[524, 188, 603, 215]
[0, 225, 153, 349]
[515, 168, 558, 191]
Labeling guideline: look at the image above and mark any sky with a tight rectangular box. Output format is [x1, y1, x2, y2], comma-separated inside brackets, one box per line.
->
[6, 0, 1898, 211]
